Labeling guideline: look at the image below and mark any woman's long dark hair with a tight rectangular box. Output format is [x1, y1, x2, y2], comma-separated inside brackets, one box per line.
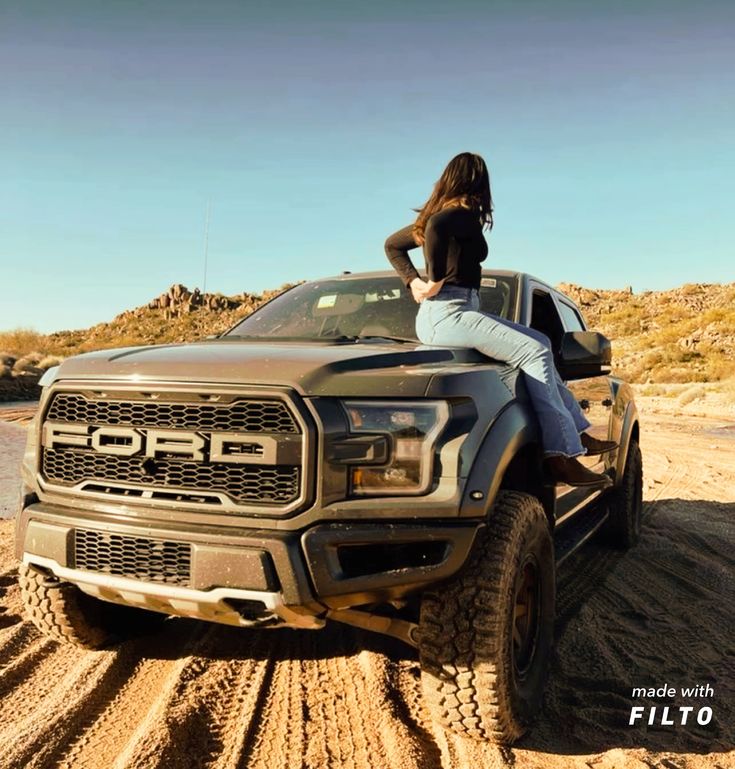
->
[412, 152, 493, 245]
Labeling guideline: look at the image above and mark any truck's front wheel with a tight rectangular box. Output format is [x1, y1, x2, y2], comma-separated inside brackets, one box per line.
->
[18, 563, 163, 649]
[418, 491, 555, 744]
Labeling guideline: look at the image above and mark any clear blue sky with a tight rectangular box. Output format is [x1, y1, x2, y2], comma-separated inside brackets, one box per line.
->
[1, 0, 733, 333]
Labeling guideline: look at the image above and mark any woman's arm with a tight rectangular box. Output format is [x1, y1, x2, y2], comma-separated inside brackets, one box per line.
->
[384, 224, 421, 288]
[478, 232, 489, 263]
[423, 215, 450, 283]
[385, 222, 444, 302]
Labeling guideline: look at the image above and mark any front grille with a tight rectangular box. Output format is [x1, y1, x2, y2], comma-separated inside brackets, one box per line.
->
[43, 448, 300, 504]
[47, 393, 298, 433]
[74, 529, 191, 586]
[41, 389, 306, 512]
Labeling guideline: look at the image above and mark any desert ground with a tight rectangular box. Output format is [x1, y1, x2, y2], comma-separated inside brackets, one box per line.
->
[0, 399, 732, 769]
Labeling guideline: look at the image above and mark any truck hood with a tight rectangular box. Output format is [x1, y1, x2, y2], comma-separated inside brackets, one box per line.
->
[53, 340, 507, 397]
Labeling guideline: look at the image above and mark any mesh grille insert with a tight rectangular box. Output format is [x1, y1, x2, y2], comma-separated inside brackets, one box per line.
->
[43, 448, 300, 505]
[74, 529, 191, 586]
[46, 393, 299, 433]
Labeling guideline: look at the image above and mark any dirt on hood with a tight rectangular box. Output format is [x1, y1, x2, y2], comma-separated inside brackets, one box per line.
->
[0, 408, 732, 769]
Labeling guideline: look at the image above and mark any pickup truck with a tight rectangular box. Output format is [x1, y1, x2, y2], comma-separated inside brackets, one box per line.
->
[15, 269, 642, 744]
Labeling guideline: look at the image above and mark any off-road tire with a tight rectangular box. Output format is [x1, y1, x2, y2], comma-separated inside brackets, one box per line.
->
[18, 563, 163, 649]
[418, 490, 555, 744]
[602, 439, 643, 549]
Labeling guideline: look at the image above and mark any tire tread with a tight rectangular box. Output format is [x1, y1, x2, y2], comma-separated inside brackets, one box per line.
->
[419, 490, 554, 743]
[19, 563, 118, 649]
[603, 439, 643, 549]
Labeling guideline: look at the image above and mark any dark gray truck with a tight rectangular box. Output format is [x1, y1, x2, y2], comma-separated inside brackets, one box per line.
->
[15, 270, 642, 744]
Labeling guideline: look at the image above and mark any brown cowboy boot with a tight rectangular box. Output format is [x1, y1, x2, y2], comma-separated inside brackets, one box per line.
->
[580, 432, 619, 456]
[544, 455, 613, 488]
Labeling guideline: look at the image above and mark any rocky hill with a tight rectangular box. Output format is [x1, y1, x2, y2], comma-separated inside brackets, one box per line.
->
[43, 282, 298, 355]
[558, 281, 735, 383]
[0, 283, 295, 401]
[2, 280, 734, 393]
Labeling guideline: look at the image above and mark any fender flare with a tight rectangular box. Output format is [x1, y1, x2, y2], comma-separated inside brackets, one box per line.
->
[615, 400, 640, 484]
[459, 401, 545, 519]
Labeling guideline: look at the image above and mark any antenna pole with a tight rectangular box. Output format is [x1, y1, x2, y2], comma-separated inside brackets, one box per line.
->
[202, 199, 211, 294]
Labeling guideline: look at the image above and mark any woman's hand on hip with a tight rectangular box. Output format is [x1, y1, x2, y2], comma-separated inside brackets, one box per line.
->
[410, 277, 431, 303]
[424, 278, 446, 298]
[410, 277, 445, 303]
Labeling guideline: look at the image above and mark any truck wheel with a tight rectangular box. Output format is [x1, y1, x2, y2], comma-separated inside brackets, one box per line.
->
[602, 439, 643, 549]
[18, 564, 163, 650]
[418, 491, 555, 744]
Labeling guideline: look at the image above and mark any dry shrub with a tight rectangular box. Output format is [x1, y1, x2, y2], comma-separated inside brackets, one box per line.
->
[705, 358, 735, 382]
[38, 355, 63, 370]
[0, 328, 46, 356]
[13, 352, 44, 374]
[714, 376, 735, 403]
[636, 383, 670, 397]
[678, 385, 706, 406]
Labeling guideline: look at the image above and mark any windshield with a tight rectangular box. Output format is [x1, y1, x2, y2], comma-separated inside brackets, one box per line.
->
[225, 275, 517, 341]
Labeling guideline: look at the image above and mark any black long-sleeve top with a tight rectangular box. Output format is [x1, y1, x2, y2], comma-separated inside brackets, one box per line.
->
[384, 206, 489, 290]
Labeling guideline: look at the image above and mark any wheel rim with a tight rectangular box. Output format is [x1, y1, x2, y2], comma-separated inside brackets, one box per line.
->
[512, 556, 541, 677]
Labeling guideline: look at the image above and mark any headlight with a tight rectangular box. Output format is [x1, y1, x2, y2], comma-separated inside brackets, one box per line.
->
[341, 400, 449, 495]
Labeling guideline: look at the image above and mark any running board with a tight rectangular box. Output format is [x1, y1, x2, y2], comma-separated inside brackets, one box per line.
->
[554, 503, 609, 565]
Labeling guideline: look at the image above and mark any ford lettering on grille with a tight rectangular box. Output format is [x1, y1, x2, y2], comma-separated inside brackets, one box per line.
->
[43, 422, 301, 465]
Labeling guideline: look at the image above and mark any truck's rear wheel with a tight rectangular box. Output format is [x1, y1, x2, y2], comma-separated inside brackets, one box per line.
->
[18, 563, 164, 649]
[418, 491, 555, 744]
[602, 439, 643, 549]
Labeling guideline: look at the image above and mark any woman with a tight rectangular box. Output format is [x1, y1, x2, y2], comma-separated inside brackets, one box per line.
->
[384, 152, 615, 488]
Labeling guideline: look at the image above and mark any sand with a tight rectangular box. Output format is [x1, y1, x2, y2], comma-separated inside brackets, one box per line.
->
[0, 401, 732, 769]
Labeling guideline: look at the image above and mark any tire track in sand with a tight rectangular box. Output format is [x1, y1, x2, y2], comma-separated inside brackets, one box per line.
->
[301, 630, 371, 769]
[0, 643, 129, 769]
[228, 631, 307, 769]
[109, 626, 275, 769]
[53, 621, 210, 769]
[232, 625, 432, 769]
[239, 627, 365, 769]
[0, 633, 58, 701]
[350, 640, 441, 768]
[0, 621, 205, 769]
[0, 621, 39, 668]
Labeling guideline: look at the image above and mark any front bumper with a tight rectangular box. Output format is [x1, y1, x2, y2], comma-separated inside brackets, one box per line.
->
[23, 555, 322, 629]
[17, 501, 481, 628]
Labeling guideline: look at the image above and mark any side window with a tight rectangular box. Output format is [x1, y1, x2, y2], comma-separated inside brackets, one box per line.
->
[529, 290, 565, 351]
[557, 301, 586, 332]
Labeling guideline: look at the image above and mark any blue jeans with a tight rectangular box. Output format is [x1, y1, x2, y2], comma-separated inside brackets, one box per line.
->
[415, 285, 590, 457]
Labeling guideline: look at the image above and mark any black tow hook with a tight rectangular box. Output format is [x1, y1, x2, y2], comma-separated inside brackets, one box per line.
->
[41, 575, 64, 589]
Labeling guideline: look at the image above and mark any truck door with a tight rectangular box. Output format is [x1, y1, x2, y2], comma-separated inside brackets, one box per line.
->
[526, 286, 613, 517]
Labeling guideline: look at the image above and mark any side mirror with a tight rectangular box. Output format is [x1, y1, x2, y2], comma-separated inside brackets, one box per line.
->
[558, 331, 611, 380]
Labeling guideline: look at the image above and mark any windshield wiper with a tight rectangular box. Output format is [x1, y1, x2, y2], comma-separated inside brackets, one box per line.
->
[212, 334, 418, 344]
[338, 334, 418, 344]
[215, 335, 328, 342]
